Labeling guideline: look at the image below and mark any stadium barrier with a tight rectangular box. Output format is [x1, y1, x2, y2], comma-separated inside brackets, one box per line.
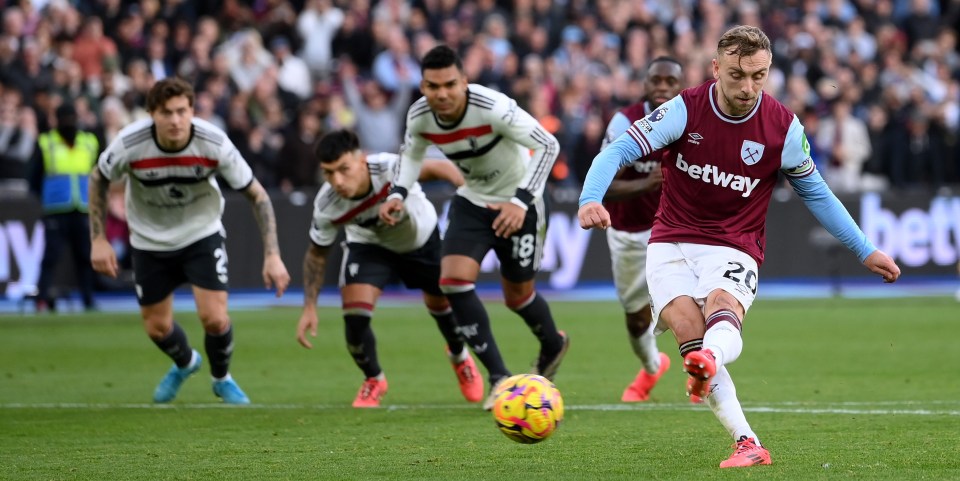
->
[1, 188, 958, 297]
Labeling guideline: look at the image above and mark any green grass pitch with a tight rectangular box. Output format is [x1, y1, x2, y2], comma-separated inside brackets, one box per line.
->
[1, 297, 958, 480]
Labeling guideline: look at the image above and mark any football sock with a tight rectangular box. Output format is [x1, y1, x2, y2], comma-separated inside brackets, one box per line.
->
[703, 310, 743, 367]
[344, 312, 381, 379]
[630, 325, 662, 374]
[152, 321, 194, 368]
[678, 338, 703, 358]
[428, 306, 466, 358]
[440, 281, 511, 381]
[204, 324, 234, 379]
[706, 365, 760, 445]
[507, 292, 563, 353]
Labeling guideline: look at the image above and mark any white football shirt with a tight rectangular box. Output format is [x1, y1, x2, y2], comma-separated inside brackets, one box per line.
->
[309, 153, 437, 253]
[394, 84, 559, 206]
[97, 117, 254, 251]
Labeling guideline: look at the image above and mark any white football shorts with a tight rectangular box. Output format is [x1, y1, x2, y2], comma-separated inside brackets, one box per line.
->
[646, 242, 759, 331]
[605, 227, 652, 313]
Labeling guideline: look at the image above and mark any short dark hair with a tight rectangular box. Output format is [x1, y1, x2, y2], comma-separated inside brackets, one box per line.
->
[648, 56, 683, 71]
[315, 129, 360, 163]
[420, 45, 463, 73]
[146, 77, 195, 112]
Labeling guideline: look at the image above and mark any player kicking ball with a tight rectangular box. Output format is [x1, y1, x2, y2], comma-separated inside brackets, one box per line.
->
[579, 26, 900, 467]
[296, 129, 483, 408]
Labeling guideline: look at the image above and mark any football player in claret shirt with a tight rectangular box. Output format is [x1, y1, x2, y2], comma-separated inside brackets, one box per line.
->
[598, 57, 684, 404]
[89, 78, 291, 405]
[295, 129, 483, 408]
[579, 26, 900, 468]
[379, 45, 569, 410]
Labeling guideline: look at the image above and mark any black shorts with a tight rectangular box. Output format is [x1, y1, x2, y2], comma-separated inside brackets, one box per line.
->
[339, 228, 443, 295]
[441, 195, 547, 283]
[131, 232, 229, 306]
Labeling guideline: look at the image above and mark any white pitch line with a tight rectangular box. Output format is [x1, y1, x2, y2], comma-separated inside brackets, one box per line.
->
[0, 402, 958, 416]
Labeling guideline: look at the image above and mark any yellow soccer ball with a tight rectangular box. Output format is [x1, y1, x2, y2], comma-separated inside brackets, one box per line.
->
[491, 374, 564, 444]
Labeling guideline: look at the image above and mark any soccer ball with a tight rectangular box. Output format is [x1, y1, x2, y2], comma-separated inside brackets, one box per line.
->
[491, 374, 564, 444]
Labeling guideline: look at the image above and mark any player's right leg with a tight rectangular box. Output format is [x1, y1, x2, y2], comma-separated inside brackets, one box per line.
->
[439, 255, 512, 410]
[439, 196, 512, 410]
[132, 243, 200, 403]
[647, 243, 711, 401]
[141, 295, 202, 403]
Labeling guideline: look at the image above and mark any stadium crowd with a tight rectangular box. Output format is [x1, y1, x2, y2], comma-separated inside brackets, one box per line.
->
[1, 0, 959, 196]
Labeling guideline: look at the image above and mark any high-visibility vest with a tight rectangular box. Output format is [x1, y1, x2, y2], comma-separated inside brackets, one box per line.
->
[38, 130, 99, 214]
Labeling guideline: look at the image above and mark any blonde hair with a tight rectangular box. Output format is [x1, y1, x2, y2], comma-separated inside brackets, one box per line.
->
[716, 25, 771, 58]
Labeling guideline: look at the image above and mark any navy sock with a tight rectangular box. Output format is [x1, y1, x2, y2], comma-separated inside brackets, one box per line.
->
[429, 307, 466, 356]
[510, 292, 563, 353]
[204, 324, 234, 379]
[344, 313, 381, 379]
[444, 289, 511, 382]
[152, 322, 193, 368]
[679, 338, 704, 358]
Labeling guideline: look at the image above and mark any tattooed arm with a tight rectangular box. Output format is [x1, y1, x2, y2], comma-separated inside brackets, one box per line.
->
[297, 243, 330, 349]
[241, 179, 291, 296]
[88, 168, 118, 278]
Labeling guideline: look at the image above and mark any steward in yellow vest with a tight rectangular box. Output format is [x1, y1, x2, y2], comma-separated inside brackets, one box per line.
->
[34, 117, 99, 213]
[28, 104, 100, 312]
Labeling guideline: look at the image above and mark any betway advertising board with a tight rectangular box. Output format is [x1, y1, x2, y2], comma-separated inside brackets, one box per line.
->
[1, 189, 958, 297]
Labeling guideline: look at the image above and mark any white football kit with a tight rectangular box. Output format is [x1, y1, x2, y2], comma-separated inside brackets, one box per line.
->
[97, 117, 254, 251]
[392, 84, 558, 207]
[309, 153, 437, 254]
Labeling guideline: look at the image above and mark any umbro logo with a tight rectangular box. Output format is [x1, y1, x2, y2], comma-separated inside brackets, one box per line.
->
[687, 132, 703, 144]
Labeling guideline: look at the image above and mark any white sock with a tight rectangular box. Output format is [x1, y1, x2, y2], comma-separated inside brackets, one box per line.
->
[703, 315, 743, 368]
[707, 366, 760, 445]
[213, 373, 232, 382]
[629, 328, 661, 374]
[448, 347, 469, 363]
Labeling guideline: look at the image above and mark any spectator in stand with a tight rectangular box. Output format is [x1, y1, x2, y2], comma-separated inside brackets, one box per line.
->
[339, 58, 410, 155]
[297, 0, 344, 79]
[277, 105, 324, 192]
[0, 88, 37, 194]
[817, 98, 872, 193]
[271, 36, 312, 102]
[72, 17, 118, 82]
[371, 25, 422, 93]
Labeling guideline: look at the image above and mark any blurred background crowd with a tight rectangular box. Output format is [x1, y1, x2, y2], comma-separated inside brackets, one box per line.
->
[1, 0, 960, 197]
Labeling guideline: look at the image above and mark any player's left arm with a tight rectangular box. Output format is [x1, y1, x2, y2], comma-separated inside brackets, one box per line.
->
[418, 158, 464, 187]
[219, 135, 292, 295]
[782, 117, 900, 283]
[488, 97, 558, 237]
[496, 97, 558, 208]
[240, 178, 292, 295]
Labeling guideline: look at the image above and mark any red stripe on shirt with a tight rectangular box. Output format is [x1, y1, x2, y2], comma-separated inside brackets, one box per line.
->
[331, 183, 392, 225]
[130, 156, 220, 170]
[420, 125, 493, 144]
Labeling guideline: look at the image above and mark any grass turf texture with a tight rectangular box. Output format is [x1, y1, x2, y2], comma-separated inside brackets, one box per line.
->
[1, 298, 958, 480]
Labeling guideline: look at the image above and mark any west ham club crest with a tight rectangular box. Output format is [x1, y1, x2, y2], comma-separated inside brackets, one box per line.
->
[740, 140, 764, 165]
